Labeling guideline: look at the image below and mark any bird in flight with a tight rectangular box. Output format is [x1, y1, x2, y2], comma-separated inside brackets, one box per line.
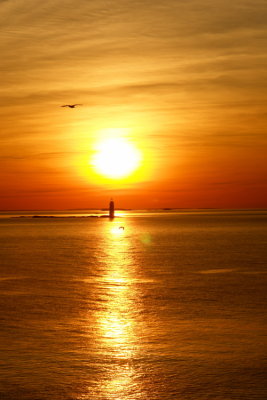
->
[61, 104, 82, 108]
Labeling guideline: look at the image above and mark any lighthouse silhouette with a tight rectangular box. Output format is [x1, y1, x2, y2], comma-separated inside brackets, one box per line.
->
[109, 199, 115, 219]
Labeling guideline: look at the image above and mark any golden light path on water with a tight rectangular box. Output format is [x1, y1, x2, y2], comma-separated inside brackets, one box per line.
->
[100, 222, 138, 398]
[81, 219, 143, 399]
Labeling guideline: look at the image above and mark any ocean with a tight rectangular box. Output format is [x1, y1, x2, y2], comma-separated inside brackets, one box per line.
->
[0, 210, 266, 399]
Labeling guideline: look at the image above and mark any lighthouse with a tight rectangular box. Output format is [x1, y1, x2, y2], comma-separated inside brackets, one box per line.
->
[109, 199, 115, 219]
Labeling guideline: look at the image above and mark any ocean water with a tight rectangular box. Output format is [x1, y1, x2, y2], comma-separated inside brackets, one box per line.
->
[0, 210, 266, 400]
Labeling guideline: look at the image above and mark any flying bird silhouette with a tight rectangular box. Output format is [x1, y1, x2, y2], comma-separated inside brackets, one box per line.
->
[61, 104, 82, 108]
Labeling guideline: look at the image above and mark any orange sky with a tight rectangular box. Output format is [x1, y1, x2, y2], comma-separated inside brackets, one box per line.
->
[0, 0, 267, 210]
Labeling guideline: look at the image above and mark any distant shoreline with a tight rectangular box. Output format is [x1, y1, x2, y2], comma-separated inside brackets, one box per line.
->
[11, 215, 119, 219]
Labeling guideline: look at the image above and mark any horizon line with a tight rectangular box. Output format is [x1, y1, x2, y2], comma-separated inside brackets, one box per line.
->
[1, 207, 267, 212]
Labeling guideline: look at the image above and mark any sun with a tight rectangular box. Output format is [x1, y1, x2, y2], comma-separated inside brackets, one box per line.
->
[91, 138, 141, 179]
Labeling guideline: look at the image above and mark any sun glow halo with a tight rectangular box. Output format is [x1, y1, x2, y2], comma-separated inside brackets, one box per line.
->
[92, 138, 141, 179]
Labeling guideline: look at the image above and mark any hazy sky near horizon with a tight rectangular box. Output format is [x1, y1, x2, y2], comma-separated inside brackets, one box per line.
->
[0, 0, 267, 209]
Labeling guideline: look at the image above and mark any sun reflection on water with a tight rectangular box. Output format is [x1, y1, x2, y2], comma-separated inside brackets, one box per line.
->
[83, 220, 142, 399]
[103, 363, 136, 400]
[99, 222, 136, 357]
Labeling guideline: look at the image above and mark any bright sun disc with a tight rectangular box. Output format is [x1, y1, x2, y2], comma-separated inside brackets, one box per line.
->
[92, 138, 141, 179]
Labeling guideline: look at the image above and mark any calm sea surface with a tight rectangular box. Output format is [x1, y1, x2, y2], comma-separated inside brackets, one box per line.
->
[0, 210, 267, 400]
